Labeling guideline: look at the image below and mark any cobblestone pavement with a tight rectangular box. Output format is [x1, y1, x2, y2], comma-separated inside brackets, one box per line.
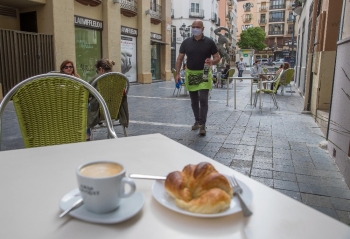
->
[2, 74, 350, 225]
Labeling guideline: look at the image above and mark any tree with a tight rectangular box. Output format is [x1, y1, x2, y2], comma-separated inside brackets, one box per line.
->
[237, 27, 266, 50]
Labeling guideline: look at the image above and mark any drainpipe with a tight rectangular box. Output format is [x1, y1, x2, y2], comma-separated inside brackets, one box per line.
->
[327, 0, 346, 140]
[305, 0, 319, 111]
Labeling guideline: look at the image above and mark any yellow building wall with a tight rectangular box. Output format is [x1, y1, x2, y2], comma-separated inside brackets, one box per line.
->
[74, 1, 102, 20]
[0, 15, 19, 30]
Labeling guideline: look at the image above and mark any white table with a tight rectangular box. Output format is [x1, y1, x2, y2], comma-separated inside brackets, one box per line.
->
[0, 134, 349, 239]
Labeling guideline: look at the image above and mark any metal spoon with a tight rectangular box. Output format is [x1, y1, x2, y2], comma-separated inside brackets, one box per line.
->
[59, 198, 83, 218]
[129, 174, 166, 180]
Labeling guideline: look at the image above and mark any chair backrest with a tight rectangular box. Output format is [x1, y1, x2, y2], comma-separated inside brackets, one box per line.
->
[0, 73, 117, 149]
[280, 68, 295, 85]
[262, 68, 268, 74]
[90, 72, 129, 121]
[272, 70, 284, 93]
[227, 69, 235, 77]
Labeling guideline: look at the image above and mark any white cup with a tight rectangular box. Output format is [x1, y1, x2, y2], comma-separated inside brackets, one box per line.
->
[76, 161, 136, 214]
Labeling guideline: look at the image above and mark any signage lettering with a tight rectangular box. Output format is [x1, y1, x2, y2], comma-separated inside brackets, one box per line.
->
[74, 15, 103, 30]
[151, 32, 162, 40]
[121, 26, 138, 36]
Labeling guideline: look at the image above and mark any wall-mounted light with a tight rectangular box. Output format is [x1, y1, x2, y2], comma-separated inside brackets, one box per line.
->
[145, 9, 151, 15]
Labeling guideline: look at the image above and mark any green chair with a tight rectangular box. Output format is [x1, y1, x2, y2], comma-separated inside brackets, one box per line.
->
[90, 72, 130, 137]
[220, 68, 235, 88]
[262, 68, 268, 74]
[0, 73, 117, 150]
[279, 69, 295, 95]
[253, 70, 283, 109]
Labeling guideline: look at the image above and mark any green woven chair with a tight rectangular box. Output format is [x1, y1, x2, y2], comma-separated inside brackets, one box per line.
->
[279, 69, 295, 95]
[90, 72, 130, 137]
[253, 70, 283, 109]
[0, 73, 117, 150]
[221, 69, 235, 88]
[262, 68, 268, 74]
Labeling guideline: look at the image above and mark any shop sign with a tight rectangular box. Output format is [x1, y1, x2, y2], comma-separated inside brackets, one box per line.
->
[74, 15, 103, 30]
[121, 26, 138, 36]
[243, 54, 248, 57]
[151, 32, 162, 40]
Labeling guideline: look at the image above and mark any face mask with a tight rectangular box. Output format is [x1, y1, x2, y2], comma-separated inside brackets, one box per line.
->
[192, 28, 202, 36]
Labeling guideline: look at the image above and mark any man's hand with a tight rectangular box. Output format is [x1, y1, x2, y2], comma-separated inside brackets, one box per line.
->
[205, 58, 212, 67]
[175, 74, 181, 83]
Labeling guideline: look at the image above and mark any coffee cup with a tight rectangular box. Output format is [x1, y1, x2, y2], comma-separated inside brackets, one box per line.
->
[76, 161, 136, 214]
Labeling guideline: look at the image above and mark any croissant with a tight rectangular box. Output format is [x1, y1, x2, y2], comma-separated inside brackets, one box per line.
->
[165, 162, 233, 214]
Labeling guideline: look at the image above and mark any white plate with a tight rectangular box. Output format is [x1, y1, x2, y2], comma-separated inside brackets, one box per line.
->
[152, 178, 253, 218]
[59, 188, 144, 224]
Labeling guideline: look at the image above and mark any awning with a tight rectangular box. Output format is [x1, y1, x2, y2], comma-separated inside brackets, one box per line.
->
[151, 39, 169, 45]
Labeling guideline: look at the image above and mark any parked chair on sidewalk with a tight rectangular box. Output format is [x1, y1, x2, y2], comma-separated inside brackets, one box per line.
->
[279, 68, 295, 95]
[253, 70, 283, 109]
[0, 73, 117, 150]
[220, 69, 235, 88]
[172, 69, 185, 97]
[90, 72, 130, 137]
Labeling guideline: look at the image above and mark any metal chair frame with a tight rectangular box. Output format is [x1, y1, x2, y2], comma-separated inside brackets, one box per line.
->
[0, 73, 117, 150]
[279, 69, 295, 95]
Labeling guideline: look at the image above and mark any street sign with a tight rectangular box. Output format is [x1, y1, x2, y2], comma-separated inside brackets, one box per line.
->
[243, 54, 248, 57]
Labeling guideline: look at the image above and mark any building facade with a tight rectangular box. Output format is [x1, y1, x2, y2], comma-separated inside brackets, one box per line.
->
[0, 0, 172, 97]
[170, 0, 237, 69]
[236, 0, 298, 64]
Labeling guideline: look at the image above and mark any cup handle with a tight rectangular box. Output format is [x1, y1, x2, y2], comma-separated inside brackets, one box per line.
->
[121, 177, 136, 198]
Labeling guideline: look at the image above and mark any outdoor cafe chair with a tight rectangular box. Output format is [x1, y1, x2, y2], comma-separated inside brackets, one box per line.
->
[172, 69, 185, 97]
[220, 68, 235, 88]
[0, 73, 117, 150]
[279, 68, 295, 95]
[253, 70, 283, 109]
[90, 72, 130, 137]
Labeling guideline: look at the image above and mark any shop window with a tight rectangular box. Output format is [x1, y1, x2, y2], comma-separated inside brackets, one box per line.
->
[75, 27, 102, 81]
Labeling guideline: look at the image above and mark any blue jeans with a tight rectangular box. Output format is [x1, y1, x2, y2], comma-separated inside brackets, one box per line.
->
[238, 70, 244, 77]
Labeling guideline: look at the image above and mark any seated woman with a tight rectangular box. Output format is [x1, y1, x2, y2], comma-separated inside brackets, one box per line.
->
[250, 60, 268, 88]
[87, 58, 115, 141]
[60, 60, 80, 78]
[220, 64, 230, 79]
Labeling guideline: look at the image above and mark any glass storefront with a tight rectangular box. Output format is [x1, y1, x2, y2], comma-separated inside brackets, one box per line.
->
[75, 27, 102, 81]
[151, 44, 160, 80]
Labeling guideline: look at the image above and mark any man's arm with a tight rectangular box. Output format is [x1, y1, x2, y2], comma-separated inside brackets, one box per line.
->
[175, 53, 185, 83]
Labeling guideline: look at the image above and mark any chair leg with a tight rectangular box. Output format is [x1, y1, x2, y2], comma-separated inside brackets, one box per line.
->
[123, 126, 128, 137]
[281, 85, 284, 95]
[253, 92, 258, 107]
[173, 87, 176, 96]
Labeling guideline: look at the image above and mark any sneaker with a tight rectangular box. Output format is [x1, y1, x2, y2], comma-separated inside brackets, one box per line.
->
[192, 121, 200, 130]
[199, 124, 206, 136]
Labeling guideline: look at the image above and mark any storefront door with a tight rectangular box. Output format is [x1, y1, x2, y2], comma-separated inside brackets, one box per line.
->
[151, 44, 160, 80]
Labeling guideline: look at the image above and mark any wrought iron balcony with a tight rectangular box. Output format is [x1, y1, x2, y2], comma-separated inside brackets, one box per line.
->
[150, 2, 162, 24]
[259, 6, 267, 11]
[120, 0, 137, 17]
[259, 19, 267, 24]
[269, 17, 285, 22]
[189, 9, 204, 18]
[211, 12, 217, 22]
[286, 30, 294, 35]
[269, 4, 286, 10]
[243, 17, 252, 23]
[268, 30, 284, 35]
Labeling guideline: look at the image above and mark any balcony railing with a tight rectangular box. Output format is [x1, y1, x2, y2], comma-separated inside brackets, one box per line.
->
[216, 17, 220, 26]
[171, 8, 174, 18]
[189, 9, 204, 18]
[259, 6, 267, 11]
[287, 17, 294, 23]
[286, 30, 294, 35]
[211, 12, 217, 22]
[268, 30, 284, 35]
[269, 17, 284, 22]
[243, 18, 252, 23]
[150, 2, 162, 24]
[259, 19, 267, 24]
[120, 0, 137, 17]
[269, 4, 286, 10]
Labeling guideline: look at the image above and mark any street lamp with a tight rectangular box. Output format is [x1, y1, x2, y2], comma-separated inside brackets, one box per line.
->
[179, 23, 191, 41]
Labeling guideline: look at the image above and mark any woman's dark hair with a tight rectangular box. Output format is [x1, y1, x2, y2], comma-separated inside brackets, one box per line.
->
[95, 58, 115, 72]
[60, 60, 80, 77]
[283, 62, 290, 69]
[279, 64, 284, 69]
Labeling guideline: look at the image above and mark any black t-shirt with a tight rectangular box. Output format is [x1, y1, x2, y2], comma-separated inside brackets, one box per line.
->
[179, 36, 218, 70]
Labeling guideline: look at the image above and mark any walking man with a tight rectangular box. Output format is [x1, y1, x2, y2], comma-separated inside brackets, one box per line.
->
[237, 57, 246, 77]
[175, 19, 220, 136]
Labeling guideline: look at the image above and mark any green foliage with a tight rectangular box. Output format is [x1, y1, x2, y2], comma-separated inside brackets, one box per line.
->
[237, 27, 266, 51]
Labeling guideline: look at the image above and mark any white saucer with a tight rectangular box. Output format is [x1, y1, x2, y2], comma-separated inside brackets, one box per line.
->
[59, 188, 144, 224]
[152, 177, 253, 218]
